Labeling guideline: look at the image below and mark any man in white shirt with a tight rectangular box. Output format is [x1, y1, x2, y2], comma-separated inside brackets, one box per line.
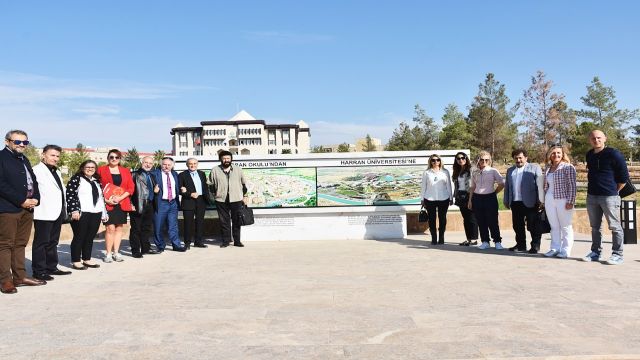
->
[503, 149, 544, 254]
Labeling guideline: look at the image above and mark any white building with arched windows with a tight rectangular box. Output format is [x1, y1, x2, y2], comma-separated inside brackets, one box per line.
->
[170, 110, 311, 157]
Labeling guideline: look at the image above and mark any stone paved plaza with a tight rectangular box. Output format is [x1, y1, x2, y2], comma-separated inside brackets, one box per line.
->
[3, 231, 639, 360]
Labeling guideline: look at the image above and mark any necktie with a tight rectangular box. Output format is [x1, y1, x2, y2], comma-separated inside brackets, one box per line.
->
[166, 173, 173, 201]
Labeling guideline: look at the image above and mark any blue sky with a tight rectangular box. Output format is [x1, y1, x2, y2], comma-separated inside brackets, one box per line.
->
[1, 0, 638, 152]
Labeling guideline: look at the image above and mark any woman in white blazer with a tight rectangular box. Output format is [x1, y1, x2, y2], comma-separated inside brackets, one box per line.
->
[32, 145, 70, 280]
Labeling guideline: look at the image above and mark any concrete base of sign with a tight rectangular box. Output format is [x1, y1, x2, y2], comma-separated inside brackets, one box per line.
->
[242, 206, 407, 241]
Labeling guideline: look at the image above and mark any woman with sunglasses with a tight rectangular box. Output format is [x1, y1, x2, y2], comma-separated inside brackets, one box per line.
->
[96, 149, 135, 263]
[468, 151, 505, 250]
[543, 145, 576, 259]
[452, 152, 479, 246]
[420, 154, 453, 245]
[66, 160, 108, 269]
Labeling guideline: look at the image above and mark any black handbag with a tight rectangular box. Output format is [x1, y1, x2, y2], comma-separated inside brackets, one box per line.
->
[619, 179, 637, 198]
[533, 210, 551, 234]
[238, 204, 255, 226]
[418, 207, 428, 223]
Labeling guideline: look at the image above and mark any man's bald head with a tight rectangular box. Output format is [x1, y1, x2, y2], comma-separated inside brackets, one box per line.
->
[589, 129, 607, 152]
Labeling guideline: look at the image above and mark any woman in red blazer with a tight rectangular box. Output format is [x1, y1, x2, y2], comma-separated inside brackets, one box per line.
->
[97, 149, 134, 263]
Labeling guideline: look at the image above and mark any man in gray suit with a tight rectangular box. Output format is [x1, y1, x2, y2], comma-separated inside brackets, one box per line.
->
[503, 149, 544, 253]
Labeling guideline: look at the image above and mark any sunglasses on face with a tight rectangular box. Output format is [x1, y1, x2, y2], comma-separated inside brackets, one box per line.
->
[431, 159, 441, 163]
[8, 139, 30, 146]
[456, 156, 466, 160]
[479, 158, 491, 162]
[109, 156, 120, 160]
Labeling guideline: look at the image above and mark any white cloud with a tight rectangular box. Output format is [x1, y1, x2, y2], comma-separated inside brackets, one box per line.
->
[0, 71, 211, 151]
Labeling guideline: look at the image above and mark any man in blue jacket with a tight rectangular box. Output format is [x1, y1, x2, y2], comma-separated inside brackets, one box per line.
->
[503, 149, 544, 253]
[0, 130, 47, 294]
[151, 157, 186, 252]
[581, 130, 629, 265]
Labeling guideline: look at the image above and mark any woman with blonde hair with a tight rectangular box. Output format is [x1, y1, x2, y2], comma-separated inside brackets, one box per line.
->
[543, 145, 576, 258]
[468, 151, 505, 250]
[420, 154, 453, 245]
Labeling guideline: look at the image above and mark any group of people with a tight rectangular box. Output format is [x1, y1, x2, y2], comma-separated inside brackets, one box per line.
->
[420, 129, 630, 265]
[0, 129, 248, 294]
[0, 128, 633, 295]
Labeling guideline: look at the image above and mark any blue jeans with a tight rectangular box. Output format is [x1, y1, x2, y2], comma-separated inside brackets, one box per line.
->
[153, 200, 182, 250]
[586, 194, 623, 257]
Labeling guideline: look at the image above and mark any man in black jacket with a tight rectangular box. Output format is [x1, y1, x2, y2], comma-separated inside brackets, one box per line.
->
[179, 158, 212, 249]
[128, 156, 159, 258]
[0, 130, 46, 294]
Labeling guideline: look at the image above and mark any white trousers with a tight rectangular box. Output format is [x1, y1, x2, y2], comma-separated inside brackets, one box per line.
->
[545, 196, 574, 255]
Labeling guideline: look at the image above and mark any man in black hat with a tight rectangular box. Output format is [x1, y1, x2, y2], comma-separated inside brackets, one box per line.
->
[208, 151, 248, 248]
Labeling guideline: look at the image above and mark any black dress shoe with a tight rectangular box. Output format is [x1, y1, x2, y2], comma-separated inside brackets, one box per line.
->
[50, 269, 72, 276]
[132, 253, 143, 258]
[220, 243, 229, 248]
[34, 273, 54, 281]
[193, 243, 208, 248]
[173, 247, 187, 252]
[528, 248, 539, 254]
[72, 264, 88, 270]
[185, 243, 191, 250]
[233, 242, 244, 247]
[145, 249, 161, 255]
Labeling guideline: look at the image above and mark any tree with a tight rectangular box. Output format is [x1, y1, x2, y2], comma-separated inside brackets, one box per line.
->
[439, 103, 474, 151]
[66, 143, 90, 174]
[568, 121, 598, 162]
[123, 147, 141, 169]
[521, 70, 563, 155]
[468, 73, 518, 162]
[550, 100, 577, 147]
[362, 134, 377, 152]
[385, 104, 439, 150]
[23, 144, 40, 166]
[632, 125, 640, 161]
[337, 143, 351, 152]
[577, 76, 639, 159]
[153, 149, 166, 168]
[310, 145, 325, 153]
[281, 149, 292, 154]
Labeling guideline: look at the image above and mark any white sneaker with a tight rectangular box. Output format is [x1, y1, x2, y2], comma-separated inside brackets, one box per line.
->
[477, 242, 490, 250]
[112, 252, 124, 262]
[495, 243, 505, 250]
[605, 254, 623, 265]
[544, 249, 559, 257]
[103, 253, 113, 263]
[556, 251, 568, 259]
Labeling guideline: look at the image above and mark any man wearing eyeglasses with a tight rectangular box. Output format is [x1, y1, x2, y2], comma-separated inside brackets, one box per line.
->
[503, 149, 544, 254]
[0, 130, 47, 294]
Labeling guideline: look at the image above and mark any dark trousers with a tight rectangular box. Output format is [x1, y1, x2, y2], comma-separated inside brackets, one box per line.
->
[153, 200, 181, 250]
[510, 201, 541, 250]
[472, 192, 502, 243]
[459, 204, 479, 241]
[129, 202, 154, 255]
[70, 212, 102, 262]
[0, 210, 33, 282]
[183, 197, 207, 246]
[216, 200, 243, 245]
[424, 199, 449, 244]
[32, 213, 63, 275]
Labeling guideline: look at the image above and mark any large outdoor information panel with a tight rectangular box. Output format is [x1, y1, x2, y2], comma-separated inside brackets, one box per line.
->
[174, 150, 466, 241]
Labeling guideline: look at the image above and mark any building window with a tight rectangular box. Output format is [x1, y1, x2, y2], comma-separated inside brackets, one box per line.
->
[179, 142, 188, 147]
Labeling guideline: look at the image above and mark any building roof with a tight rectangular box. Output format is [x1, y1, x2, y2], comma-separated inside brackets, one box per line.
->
[228, 110, 256, 121]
